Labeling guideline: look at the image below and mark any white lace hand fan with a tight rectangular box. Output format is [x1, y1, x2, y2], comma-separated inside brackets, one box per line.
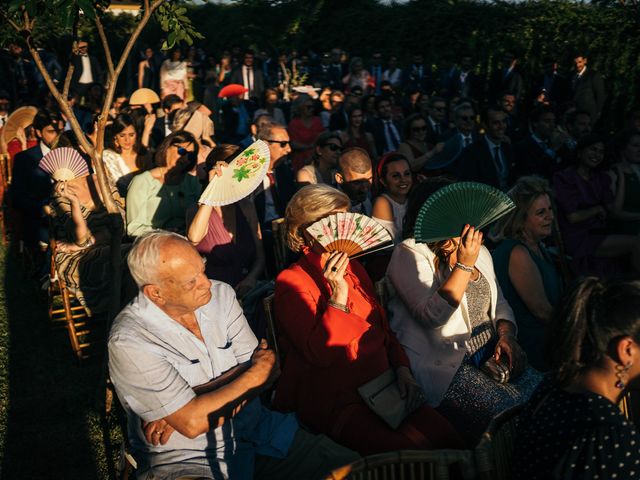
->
[306, 212, 394, 258]
[38, 147, 89, 181]
[199, 140, 270, 207]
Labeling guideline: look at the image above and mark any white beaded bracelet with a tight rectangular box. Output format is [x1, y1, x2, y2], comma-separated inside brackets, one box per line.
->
[454, 262, 474, 273]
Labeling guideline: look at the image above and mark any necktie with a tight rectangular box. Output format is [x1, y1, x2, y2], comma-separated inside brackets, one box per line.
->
[435, 123, 441, 136]
[267, 172, 281, 213]
[384, 121, 399, 151]
[493, 146, 505, 176]
[464, 136, 471, 147]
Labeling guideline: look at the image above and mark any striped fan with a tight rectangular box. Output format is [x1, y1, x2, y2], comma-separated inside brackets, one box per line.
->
[39, 147, 89, 181]
[306, 212, 394, 258]
[414, 182, 515, 243]
[199, 140, 270, 207]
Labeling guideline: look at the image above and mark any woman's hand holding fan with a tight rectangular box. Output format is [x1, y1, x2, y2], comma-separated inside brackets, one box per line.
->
[457, 224, 483, 268]
[322, 251, 349, 306]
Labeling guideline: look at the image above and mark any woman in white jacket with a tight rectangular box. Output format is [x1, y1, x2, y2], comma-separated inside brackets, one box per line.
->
[386, 179, 541, 444]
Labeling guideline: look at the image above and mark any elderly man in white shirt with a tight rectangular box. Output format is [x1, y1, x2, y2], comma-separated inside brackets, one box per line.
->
[109, 231, 357, 479]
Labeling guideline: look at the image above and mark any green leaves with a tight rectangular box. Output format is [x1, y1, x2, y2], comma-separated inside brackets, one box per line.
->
[155, 1, 204, 50]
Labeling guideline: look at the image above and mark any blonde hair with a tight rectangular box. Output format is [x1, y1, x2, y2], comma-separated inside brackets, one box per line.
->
[491, 175, 553, 242]
[285, 184, 351, 252]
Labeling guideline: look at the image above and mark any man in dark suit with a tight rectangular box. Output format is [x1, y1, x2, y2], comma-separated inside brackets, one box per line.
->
[69, 40, 104, 98]
[431, 103, 479, 172]
[424, 96, 449, 146]
[367, 96, 403, 157]
[500, 92, 525, 143]
[571, 53, 606, 126]
[403, 53, 432, 95]
[513, 105, 564, 181]
[253, 122, 296, 275]
[532, 57, 571, 107]
[10, 110, 63, 249]
[453, 106, 514, 190]
[488, 52, 524, 105]
[229, 50, 265, 105]
[447, 55, 483, 104]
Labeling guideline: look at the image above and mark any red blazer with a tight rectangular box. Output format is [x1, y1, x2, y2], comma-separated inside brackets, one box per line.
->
[273, 249, 409, 434]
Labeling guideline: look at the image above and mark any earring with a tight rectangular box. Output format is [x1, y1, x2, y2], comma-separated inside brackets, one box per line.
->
[615, 362, 633, 389]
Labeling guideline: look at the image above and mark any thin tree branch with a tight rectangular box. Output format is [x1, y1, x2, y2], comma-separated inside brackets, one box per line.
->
[0, 8, 22, 32]
[94, 14, 115, 81]
[62, 64, 74, 100]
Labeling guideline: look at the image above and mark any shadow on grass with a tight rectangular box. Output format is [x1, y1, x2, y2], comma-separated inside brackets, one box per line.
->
[0, 247, 120, 479]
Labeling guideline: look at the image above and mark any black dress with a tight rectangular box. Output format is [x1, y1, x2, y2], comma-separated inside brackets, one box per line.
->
[512, 377, 640, 479]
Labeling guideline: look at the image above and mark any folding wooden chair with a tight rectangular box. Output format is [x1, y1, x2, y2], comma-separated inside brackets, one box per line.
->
[324, 449, 476, 480]
[45, 208, 104, 361]
[262, 293, 281, 363]
[271, 218, 289, 274]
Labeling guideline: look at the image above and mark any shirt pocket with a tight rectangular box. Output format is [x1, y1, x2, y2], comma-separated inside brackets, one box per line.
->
[172, 360, 209, 388]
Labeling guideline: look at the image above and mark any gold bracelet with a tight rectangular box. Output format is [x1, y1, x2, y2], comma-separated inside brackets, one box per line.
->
[328, 300, 350, 313]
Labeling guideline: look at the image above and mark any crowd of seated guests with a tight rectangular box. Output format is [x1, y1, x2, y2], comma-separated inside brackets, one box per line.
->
[3, 41, 640, 477]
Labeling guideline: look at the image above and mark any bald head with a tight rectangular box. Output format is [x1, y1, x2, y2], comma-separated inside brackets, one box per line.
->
[338, 147, 372, 175]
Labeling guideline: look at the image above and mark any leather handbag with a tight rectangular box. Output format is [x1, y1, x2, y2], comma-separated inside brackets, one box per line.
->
[358, 369, 417, 429]
[480, 355, 511, 384]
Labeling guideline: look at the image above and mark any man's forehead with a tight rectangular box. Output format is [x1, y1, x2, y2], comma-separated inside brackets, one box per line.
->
[270, 128, 289, 141]
[343, 168, 372, 181]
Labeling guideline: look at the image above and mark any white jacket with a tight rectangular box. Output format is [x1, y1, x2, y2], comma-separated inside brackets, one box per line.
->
[386, 238, 516, 407]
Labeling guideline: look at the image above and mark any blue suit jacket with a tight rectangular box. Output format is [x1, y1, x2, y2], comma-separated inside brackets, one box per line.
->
[10, 144, 51, 215]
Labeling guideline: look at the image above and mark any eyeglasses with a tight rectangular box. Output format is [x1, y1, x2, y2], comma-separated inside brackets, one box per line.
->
[265, 139, 290, 148]
[323, 144, 342, 152]
[412, 126, 428, 132]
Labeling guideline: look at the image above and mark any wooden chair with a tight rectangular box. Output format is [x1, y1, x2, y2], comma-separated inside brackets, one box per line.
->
[262, 293, 281, 363]
[271, 218, 289, 274]
[474, 404, 524, 480]
[45, 208, 103, 361]
[324, 449, 476, 480]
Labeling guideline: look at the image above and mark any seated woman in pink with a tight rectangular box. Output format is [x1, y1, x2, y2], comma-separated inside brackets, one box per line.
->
[186, 144, 264, 298]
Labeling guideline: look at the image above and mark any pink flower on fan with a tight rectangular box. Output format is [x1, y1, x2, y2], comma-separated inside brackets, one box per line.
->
[338, 219, 356, 237]
[236, 158, 247, 166]
[322, 224, 332, 238]
[361, 225, 374, 237]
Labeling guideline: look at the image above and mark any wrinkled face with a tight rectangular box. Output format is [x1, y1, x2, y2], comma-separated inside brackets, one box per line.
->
[501, 94, 516, 113]
[409, 118, 428, 141]
[338, 167, 373, 203]
[455, 109, 475, 135]
[428, 101, 447, 123]
[578, 142, 605, 170]
[115, 125, 137, 151]
[377, 100, 392, 120]
[568, 114, 592, 140]
[533, 112, 556, 140]
[523, 194, 554, 241]
[383, 160, 413, 197]
[624, 134, 640, 164]
[486, 110, 507, 142]
[266, 127, 291, 169]
[574, 56, 587, 72]
[155, 241, 212, 313]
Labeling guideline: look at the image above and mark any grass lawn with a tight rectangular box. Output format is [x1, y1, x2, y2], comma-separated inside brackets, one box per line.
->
[0, 246, 123, 479]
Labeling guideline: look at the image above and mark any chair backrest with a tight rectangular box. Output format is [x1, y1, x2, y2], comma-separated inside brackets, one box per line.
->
[262, 293, 281, 363]
[474, 404, 524, 480]
[271, 217, 289, 274]
[324, 449, 476, 480]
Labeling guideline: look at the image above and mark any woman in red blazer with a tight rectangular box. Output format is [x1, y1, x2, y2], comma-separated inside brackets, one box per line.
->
[273, 184, 462, 455]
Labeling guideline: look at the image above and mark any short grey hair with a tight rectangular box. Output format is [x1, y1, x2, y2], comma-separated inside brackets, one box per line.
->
[257, 121, 286, 141]
[127, 230, 190, 288]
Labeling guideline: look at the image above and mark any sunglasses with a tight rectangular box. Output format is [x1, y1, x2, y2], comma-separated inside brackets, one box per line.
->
[176, 146, 197, 161]
[265, 139, 290, 148]
[323, 144, 342, 152]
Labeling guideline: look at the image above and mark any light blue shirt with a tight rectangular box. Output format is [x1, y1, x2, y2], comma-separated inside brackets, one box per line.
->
[108, 281, 297, 479]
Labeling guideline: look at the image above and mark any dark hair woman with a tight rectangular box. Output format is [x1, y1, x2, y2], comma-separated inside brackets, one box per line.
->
[512, 277, 640, 479]
[295, 131, 342, 188]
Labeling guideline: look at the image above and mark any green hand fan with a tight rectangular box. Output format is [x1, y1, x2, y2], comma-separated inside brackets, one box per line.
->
[414, 182, 515, 243]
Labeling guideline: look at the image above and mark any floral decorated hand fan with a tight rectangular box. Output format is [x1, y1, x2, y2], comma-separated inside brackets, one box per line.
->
[414, 182, 515, 243]
[199, 140, 270, 207]
[306, 212, 394, 258]
[38, 147, 89, 181]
